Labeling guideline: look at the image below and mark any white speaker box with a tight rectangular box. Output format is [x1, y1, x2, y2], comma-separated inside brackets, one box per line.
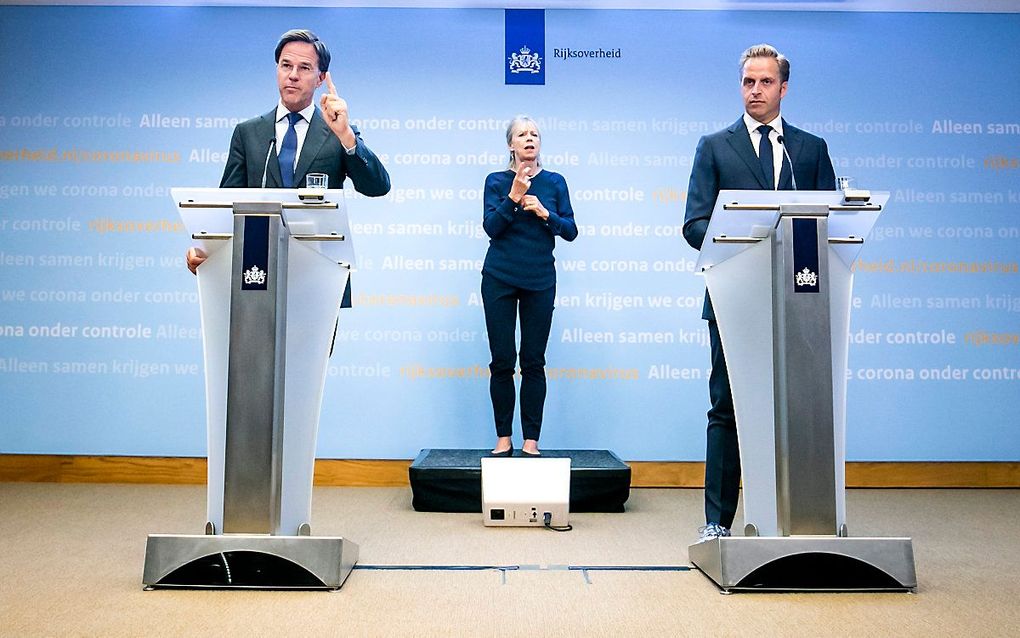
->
[481, 457, 570, 527]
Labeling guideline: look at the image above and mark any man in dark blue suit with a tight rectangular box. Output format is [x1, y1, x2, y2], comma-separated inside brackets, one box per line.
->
[683, 44, 836, 542]
[188, 29, 389, 273]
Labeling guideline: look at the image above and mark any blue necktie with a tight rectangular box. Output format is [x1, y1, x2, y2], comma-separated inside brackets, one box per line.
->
[278, 112, 301, 188]
[757, 124, 775, 190]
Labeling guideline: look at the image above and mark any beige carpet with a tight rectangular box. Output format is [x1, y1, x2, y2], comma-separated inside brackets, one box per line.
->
[2, 484, 1018, 636]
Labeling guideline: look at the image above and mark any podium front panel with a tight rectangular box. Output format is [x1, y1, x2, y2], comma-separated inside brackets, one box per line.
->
[704, 239, 779, 537]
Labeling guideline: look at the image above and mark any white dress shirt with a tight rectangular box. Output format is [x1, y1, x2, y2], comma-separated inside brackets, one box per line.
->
[275, 102, 317, 174]
[744, 112, 785, 190]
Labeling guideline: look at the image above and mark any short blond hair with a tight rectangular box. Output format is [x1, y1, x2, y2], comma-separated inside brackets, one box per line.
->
[740, 43, 789, 83]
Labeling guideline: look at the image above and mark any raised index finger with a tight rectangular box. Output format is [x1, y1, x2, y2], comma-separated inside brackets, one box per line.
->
[325, 71, 339, 96]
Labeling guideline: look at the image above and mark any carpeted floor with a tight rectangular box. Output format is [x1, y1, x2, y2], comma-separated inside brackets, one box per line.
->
[1, 484, 1018, 636]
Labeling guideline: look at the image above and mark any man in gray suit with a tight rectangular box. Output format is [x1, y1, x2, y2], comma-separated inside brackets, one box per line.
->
[188, 29, 389, 273]
[683, 43, 836, 542]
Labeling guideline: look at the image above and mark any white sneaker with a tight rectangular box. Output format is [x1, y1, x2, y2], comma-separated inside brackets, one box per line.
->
[696, 522, 731, 543]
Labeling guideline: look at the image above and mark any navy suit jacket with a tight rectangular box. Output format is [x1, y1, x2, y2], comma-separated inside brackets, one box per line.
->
[219, 106, 390, 196]
[683, 117, 836, 320]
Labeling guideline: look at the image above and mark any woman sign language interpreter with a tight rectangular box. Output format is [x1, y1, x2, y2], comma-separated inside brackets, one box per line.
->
[481, 115, 578, 457]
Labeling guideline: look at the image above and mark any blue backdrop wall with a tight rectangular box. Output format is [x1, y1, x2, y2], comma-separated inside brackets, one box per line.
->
[1, 5, 1018, 460]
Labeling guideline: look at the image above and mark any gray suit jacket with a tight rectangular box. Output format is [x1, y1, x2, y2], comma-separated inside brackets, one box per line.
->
[683, 117, 836, 320]
[219, 106, 390, 195]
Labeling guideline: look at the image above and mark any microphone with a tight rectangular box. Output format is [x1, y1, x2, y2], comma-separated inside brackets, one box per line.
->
[261, 137, 276, 188]
[776, 135, 797, 191]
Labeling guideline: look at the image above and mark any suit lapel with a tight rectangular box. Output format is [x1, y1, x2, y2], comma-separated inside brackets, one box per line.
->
[724, 117, 770, 189]
[779, 119, 805, 190]
[257, 109, 283, 188]
[294, 109, 330, 186]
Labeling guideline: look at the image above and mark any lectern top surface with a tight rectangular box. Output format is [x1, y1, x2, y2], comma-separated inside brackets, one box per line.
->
[172, 187, 355, 264]
[696, 190, 889, 272]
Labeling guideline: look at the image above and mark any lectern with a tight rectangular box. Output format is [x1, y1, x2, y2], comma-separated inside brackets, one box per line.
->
[142, 188, 358, 590]
[687, 190, 917, 592]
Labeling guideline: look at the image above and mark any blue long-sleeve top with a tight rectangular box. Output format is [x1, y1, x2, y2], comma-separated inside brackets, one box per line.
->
[482, 169, 579, 290]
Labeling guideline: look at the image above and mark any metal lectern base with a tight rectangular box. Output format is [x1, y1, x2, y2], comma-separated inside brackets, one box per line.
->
[142, 534, 359, 590]
[688, 536, 916, 593]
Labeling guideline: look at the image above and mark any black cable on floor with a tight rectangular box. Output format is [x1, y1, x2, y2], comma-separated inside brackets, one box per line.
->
[543, 512, 572, 532]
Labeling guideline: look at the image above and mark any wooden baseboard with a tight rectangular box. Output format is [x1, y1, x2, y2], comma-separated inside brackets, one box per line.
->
[1, 455, 1017, 488]
[0, 455, 411, 487]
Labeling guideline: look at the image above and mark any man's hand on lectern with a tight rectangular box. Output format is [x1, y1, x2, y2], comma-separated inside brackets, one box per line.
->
[186, 247, 207, 275]
[320, 71, 357, 150]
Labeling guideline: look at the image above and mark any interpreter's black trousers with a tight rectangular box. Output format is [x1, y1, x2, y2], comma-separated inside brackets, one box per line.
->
[481, 273, 555, 442]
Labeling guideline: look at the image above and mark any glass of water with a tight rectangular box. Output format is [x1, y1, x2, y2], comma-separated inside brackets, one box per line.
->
[306, 173, 329, 191]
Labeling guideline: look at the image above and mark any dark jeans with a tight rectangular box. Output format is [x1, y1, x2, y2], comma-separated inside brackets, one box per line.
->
[481, 273, 556, 442]
[705, 319, 741, 529]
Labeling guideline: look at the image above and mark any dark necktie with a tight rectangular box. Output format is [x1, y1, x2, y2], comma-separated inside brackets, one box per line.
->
[757, 124, 775, 190]
[278, 112, 301, 188]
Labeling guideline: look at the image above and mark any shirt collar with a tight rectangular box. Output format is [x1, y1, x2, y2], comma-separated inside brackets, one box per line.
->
[743, 112, 783, 137]
[276, 101, 316, 124]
